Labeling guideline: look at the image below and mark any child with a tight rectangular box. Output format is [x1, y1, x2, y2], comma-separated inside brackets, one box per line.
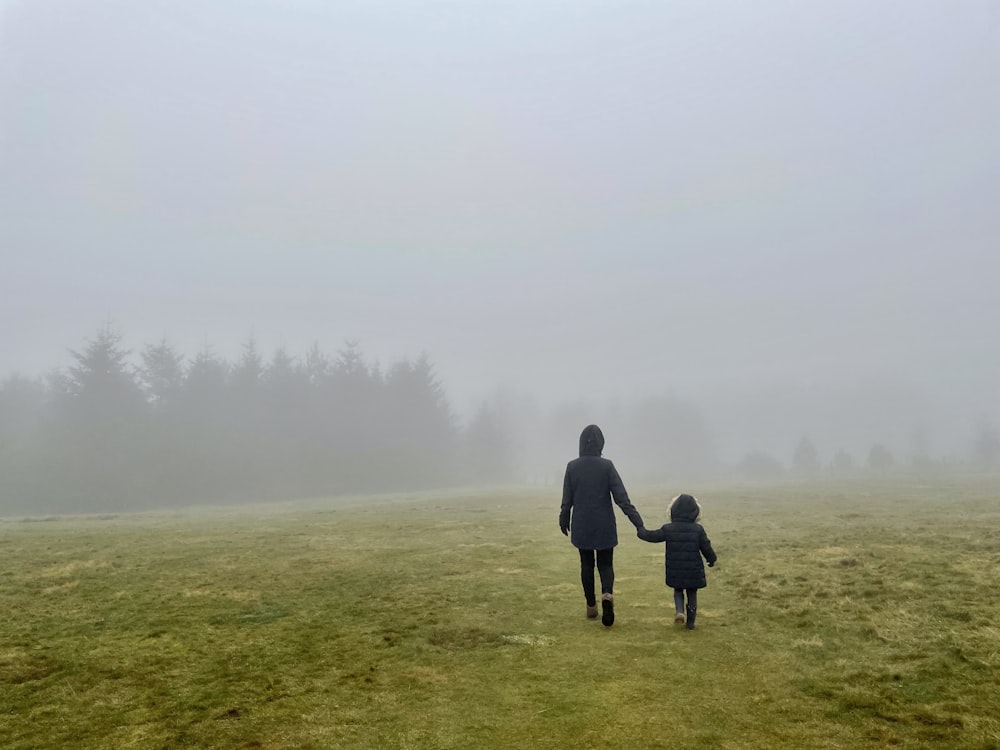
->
[637, 493, 717, 630]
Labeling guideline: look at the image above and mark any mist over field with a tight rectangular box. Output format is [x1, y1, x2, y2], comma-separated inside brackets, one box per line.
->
[1, 1, 998, 512]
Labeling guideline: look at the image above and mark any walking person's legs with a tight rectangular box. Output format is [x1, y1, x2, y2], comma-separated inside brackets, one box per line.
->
[596, 548, 615, 626]
[595, 548, 614, 595]
[673, 588, 686, 624]
[685, 588, 698, 630]
[579, 549, 599, 618]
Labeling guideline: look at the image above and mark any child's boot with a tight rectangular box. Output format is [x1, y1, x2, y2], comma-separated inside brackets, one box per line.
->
[685, 604, 696, 630]
[586, 603, 599, 619]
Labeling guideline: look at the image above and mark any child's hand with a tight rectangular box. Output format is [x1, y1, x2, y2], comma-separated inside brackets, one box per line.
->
[707, 560, 716, 567]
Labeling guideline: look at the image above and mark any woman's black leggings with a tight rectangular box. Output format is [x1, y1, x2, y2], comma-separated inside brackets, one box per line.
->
[579, 548, 614, 606]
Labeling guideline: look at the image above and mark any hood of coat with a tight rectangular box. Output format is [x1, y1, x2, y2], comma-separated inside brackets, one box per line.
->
[669, 493, 701, 523]
[578, 424, 605, 457]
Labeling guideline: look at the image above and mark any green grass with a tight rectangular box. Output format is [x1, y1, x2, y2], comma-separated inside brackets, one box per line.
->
[2, 478, 999, 749]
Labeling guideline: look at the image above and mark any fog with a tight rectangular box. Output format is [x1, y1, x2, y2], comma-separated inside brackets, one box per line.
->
[1, 1, 998, 510]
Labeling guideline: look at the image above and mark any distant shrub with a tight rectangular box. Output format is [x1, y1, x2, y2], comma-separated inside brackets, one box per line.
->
[736, 451, 785, 480]
[867, 443, 895, 474]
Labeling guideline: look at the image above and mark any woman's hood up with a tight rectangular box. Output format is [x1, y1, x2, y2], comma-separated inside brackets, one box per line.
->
[579, 424, 605, 457]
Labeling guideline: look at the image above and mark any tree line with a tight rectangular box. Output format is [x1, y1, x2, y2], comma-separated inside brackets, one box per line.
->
[3, 324, 996, 516]
[0, 324, 731, 515]
[0, 325, 489, 514]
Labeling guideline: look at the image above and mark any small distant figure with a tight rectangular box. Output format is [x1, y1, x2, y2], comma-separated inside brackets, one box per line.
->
[638, 493, 717, 630]
[559, 424, 644, 627]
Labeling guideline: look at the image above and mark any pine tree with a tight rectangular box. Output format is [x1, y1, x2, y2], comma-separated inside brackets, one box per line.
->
[64, 322, 144, 423]
[384, 354, 456, 489]
[140, 336, 185, 410]
[867, 443, 895, 474]
[50, 323, 146, 509]
[304, 342, 331, 387]
[231, 336, 263, 391]
[462, 402, 515, 484]
[792, 436, 820, 476]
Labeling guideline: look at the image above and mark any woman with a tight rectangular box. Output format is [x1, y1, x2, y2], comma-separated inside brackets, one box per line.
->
[559, 424, 644, 626]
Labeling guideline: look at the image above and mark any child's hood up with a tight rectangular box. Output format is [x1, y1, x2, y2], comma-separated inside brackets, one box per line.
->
[669, 493, 701, 523]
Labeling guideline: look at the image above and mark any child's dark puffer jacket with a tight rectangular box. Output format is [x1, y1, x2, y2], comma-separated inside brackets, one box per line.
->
[638, 494, 717, 589]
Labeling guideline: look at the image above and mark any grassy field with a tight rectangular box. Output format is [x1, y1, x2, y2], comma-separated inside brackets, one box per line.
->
[2, 477, 999, 749]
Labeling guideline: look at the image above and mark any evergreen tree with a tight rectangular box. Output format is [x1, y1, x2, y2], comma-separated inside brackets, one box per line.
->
[867, 443, 895, 474]
[792, 436, 820, 476]
[261, 346, 310, 495]
[140, 336, 185, 409]
[262, 346, 304, 397]
[304, 342, 331, 387]
[297, 342, 336, 495]
[462, 402, 515, 484]
[51, 323, 147, 510]
[972, 419, 999, 471]
[326, 341, 384, 491]
[177, 347, 233, 503]
[384, 354, 456, 489]
[231, 336, 264, 391]
[63, 322, 144, 422]
[831, 448, 855, 475]
[737, 451, 784, 480]
[184, 346, 230, 400]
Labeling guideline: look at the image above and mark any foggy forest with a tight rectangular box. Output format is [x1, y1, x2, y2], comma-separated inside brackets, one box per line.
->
[1, 322, 997, 516]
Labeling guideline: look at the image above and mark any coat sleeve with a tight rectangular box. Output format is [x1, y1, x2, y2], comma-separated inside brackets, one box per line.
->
[558, 464, 573, 530]
[608, 462, 644, 529]
[699, 527, 717, 565]
[637, 525, 666, 543]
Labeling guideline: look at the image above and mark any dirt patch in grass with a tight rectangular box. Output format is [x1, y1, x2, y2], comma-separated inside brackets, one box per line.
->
[427, 627, 506, 650]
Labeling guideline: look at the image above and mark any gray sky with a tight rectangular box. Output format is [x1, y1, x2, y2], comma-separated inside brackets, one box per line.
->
[2, 0, 998, 456]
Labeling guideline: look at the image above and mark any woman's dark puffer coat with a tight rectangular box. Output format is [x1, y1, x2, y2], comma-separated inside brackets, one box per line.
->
[559, 424, 644, 550]
[638, 493, 717, 589]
